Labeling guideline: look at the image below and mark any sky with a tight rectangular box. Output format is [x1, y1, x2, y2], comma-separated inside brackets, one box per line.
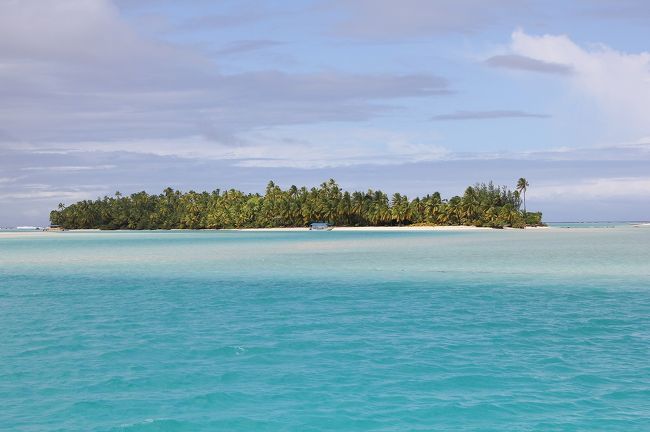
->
[1, 0, 650, 226]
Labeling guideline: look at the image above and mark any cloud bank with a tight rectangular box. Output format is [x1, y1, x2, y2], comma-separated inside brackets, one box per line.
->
[0, 0, 450, 151]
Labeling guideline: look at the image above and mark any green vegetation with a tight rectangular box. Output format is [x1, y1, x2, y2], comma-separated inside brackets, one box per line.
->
[50, 179, 543, 230]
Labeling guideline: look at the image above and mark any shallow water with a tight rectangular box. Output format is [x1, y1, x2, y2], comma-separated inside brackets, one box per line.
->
[1, 228, 650, 431]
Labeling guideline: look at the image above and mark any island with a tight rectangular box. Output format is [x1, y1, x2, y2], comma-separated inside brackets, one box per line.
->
[49, 178, 543, 230]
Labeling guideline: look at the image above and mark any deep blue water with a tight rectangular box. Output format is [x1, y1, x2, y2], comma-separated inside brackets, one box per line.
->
[1, 228, 650, 431]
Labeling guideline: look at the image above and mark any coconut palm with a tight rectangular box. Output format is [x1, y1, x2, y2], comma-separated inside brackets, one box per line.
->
[391, 193, 409, 225]
[516, 178, 529, 213]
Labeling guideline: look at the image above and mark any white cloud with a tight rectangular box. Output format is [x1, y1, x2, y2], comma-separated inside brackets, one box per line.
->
[530, 177, 650, 200]
[0, 190, 103, 201]
[238, 126, 448, 168]
[503, 29, 650, 135]
[51, 127, 448, 169]
[0, 184, 108, 201]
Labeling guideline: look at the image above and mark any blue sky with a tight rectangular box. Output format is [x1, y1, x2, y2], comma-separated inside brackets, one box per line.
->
[1, 0, 650, 225]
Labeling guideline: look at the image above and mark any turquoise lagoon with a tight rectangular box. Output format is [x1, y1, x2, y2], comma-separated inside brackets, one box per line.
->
[1, 227, 650, 431]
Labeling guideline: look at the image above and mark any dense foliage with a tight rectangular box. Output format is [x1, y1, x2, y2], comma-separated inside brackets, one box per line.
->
[50, 179, 542, 230]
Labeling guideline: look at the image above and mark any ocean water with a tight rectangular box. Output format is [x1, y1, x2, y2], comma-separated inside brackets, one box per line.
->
[1, 227, 650, 431]
[546, 222, 643, 229]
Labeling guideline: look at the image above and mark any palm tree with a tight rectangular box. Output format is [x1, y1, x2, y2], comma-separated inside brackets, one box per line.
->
[351, 191, 365, 225]
[516, 178, 529, 213]
[390, 193, 409, 226]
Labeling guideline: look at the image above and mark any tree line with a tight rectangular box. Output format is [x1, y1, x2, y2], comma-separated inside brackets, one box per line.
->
[49, 178, 542, 230]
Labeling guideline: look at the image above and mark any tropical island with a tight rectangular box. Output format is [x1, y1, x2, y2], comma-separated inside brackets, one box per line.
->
[49, 178, 542, 230]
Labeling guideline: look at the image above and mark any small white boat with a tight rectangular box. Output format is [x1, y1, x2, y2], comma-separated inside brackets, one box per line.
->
[309, 222, 333, 231]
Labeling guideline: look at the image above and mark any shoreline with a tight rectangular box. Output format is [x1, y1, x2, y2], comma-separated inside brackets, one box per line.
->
[0, 225, 552, 237]
[233, 226, 550, 232]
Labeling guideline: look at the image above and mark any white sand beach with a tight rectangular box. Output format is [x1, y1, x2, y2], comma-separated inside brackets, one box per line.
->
[234, 225, 550, 232]
[0, 225, 554, 237]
